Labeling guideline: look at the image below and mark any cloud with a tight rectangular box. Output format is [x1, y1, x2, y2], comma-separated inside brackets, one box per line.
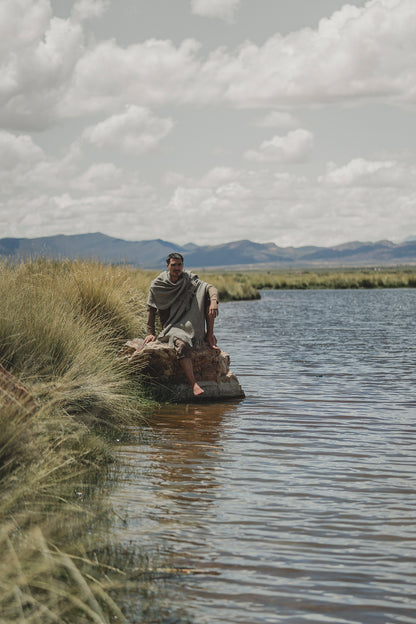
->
[67, 0, 416, 113]
[256, 111, 299, 129]
[82, 106, 174, 154]
[2, 142, 416, 246]
[0, 143, 161, 240]
[2, 0, 416, 131]
[1, 1, 416, 249]
[161, 155, 416, 246]
[190, 0, 241, 22]
[0, 131, 44, 170]
[320, 158, 415, 187]
[201, 0, 416, 107]
[0, 2, 84, 130]
[71, 0, 109, 21]
[60, 37, 203, 116]
[244, 129, 314, 163]
[72, 163, 123, 192]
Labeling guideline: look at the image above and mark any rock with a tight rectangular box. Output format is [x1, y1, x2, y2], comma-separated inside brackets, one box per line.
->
[118, 339, 245, 402]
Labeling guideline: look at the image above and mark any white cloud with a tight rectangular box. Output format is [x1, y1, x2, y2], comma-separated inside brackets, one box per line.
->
[256, 111, 299, 129]
[0, 131, 44, 170]
[0, 0, 51, 56]
[73, 163, 123, 192]
[71, 0, 109, 21]
[60, 37, 203, 116]
[245, 129, 314, 163]
[82, 106, 174, 154]
[201, 0, 416, 107]
[0, 3, 84, 130]
[161, 156, 416, 246]
[320, 158, 415, 187]
[190, 0, 241, 22]
[2, 143, 416, 246]
[1, 1, 416, 249]
[2, 0, 416, 131]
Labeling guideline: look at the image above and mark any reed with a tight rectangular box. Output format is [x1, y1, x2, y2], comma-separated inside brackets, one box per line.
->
[0, 258, 156, 623]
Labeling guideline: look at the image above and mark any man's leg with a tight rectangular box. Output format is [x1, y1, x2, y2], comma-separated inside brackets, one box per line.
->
[179, 357, 204, 396]
[173, 338, 204, 396]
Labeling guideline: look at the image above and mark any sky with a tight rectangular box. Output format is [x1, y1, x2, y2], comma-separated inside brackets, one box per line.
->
[1, 0, 416, 248]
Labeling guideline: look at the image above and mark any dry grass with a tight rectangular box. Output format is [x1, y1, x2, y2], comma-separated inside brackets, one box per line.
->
[0, 258, 157, 623]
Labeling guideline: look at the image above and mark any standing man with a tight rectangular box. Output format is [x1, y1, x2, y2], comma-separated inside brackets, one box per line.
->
[143, 252, 219, 396]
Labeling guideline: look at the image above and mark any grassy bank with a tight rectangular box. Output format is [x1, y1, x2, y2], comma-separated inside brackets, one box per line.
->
[0, 258, 155, 623]
[203, 267, 416, 298]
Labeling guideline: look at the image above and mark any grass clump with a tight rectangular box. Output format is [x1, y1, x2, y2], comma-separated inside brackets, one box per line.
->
[0, 258, 157, 623]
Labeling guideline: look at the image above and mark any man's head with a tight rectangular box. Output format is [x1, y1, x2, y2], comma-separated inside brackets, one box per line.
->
[166, 252, 184, 283]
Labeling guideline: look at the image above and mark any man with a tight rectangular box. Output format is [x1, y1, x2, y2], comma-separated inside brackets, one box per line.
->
[143, 252, 219, 396]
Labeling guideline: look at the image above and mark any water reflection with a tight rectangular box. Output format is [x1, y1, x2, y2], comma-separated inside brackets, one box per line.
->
[112, 290, 416, 624]
[114, 401, 241, 551]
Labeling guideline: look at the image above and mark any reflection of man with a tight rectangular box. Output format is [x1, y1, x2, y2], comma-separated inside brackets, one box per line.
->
[144, 253, 219, 396]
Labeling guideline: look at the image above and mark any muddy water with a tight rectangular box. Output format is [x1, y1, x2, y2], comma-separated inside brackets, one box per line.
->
[112, 289, 416, 623]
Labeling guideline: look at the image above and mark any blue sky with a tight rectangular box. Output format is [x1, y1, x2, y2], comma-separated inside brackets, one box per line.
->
[1, 0, 415, 247]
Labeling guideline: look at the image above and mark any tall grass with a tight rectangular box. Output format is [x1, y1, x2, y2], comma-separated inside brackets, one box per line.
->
[0, 258, 156, 623]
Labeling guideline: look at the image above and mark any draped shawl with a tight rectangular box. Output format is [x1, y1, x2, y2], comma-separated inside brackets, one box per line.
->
[147, 270, 208, 348]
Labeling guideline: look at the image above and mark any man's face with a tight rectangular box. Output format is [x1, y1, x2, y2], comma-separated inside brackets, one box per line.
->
[167, 258, 183, 282]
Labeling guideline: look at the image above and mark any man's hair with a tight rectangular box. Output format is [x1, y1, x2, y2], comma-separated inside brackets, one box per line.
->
[166, 252, 184, 264]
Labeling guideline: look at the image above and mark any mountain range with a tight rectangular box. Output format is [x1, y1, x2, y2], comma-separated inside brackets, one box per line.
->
[1, 233, 416, 269]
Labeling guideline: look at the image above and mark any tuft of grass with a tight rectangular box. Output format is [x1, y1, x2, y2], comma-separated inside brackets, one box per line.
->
[0, 258, 159, 623]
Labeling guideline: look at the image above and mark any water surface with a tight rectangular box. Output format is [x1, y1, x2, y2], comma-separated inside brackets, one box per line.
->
[113, 289, 416, 623]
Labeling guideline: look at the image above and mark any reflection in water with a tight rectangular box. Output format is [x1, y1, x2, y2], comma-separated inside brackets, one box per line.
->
[114, 401, 241, 553]
[112, 290, 416, 624]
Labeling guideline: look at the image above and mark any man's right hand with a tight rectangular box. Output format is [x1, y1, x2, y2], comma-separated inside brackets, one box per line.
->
[143, 334, 156, 344]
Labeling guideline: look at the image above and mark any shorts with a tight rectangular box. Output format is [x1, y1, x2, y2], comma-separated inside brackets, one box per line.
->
[172, 337, 192, 360]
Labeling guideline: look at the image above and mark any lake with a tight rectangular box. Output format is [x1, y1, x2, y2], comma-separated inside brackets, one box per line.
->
[111, 289, 416, 623]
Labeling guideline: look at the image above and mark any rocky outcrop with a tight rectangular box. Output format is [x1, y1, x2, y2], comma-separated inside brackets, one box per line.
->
[119, 339, 245, 402]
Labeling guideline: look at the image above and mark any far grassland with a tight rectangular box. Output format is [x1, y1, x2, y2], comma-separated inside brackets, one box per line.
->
[202, 266, 416, 299]
[1, 258, 415, 623]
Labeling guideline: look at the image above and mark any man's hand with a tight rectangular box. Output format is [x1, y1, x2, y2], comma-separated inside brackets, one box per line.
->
[208, 300, 219, 318]
[143, 334, 156, 344]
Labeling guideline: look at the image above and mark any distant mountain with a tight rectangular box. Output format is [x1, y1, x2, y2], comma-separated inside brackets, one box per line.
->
[1, 233, 416, 269]
[0, 233, 186, 268]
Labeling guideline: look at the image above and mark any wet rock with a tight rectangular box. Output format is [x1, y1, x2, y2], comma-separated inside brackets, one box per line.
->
[119, 339, 245, 402]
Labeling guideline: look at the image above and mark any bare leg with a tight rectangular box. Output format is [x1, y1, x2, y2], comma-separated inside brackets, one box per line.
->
[205, 306, 220, 349]
[179, 357, 204, 396]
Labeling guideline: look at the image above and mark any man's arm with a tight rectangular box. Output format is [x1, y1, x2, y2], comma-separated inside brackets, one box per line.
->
[207, 284, 219, 318]
[144, 305, 157, 344]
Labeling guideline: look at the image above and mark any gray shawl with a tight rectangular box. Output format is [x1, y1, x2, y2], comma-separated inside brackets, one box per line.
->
[147, 270, 209, 348]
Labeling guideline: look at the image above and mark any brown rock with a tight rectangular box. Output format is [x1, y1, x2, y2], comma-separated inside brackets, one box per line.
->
[118, 339, 245, 402]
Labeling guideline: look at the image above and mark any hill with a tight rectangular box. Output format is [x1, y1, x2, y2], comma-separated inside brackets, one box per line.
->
[1, 233, 415, 269]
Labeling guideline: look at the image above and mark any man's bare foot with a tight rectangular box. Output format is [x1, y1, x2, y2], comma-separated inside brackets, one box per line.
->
[193, 383, 205, 396]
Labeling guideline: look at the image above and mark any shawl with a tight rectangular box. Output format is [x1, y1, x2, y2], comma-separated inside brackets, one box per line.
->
[147, 270, 209, 348]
